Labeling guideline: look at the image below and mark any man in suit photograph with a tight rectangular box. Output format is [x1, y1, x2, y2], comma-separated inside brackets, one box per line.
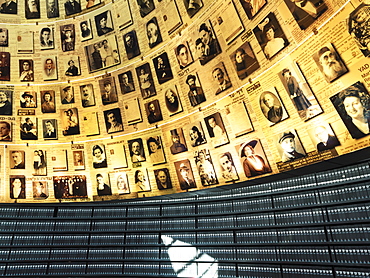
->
[0, 121, 11, 141]
[0, 0, 17, 14]
[119, 72, 134, 93]
[130, 140, 146, 162]
[212, 67, 231, 95]
[64, 0, 81, 16]
[44, 58, 57, 80]
[46, 0, 59, 18]
[124, 31, 140, 59]
[186, 74, 206, 107]
[278, 131, 305, 162]
[40, 27, 53, 48]
[177, 162, 196, 190]
[25, 0, 40, 19]
[314, 125, 340, 152]
[11, 151, 25, 169]
[43, 120, 57, 139]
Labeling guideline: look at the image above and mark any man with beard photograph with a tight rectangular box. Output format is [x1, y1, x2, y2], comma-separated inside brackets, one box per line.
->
[129, 139, 146, 163]
[186, 74, 206, 107]
[165, 87, 182, 115]
[313, 44, 347, 82]
[123, 31, 141, 59]
[146, 100, 163, 124]
[146, 17, 162, 48]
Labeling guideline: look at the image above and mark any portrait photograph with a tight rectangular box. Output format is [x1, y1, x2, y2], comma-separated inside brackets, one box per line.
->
[95, 10, 114, 37]
[146, 17, 162, 48]
[164, 85, 183, 116]
[118, 70, 135, 94]
[32, 149, 47, 176]
[25, 0, 40, 19]
[20, 116, 37, 140]
[204, 112, 229, 147]
[174, 41, 193, 69]
[0, 0, 17, 14]
[253, 12, 289, 59]
[0, 121, 11, 141]
[64, 0, 81, 16]
[230, 41, 259, 80]
[42, 56, 58, 81]
[53, 175, 88, 199]
[40, 90, 56, 113]
[137, 0, 154, 17]
[95, 172, 112, 196]
[237, 139, 271, 178]
[10, 176, 26, 199]
[46, 0, 59, 18]
[307, 122, 340, 152]
[0, 88, 12, 115]
[134, 168, 151, 192]
[79, 19, 93, 41]
[123, 30, 140, 60]
[61, 108, 80, 136]
[210, 62, 232, 95]
[348, 4, 370, 57]
[85, 0, 101, 9]
[60, 24, 75, 52]
[259, 88, 289, 125]
[174, 159, 197, 190]
[276, 130, 306, 163]
[218, 152, 239, 183]
[107, 143, 128, 169]
[284, 0, 327, 30]
[61, 85, 74, 104]
[104, 107, 124, 134]
[80, 84, 95, 107]
[128, 138, 146, 163]
[239, 0, 266, 19]
[64, 55, 81, 77]
[154, 168, 172, 190]
[19, 59, 34, 82]
[42, 119, 57, 140]
[0, 52, 11, 81]
[99, 76, 118, 105]
[135, 63, 156, 99]
[185, 73, 206, 107]
[153, 52, 173, 84]
[169, 128, 188, 154]
[330, 81, 370, 139]
[124, 97, 142, 125]
[194, 149, 218, 186]
[145, 99, 163, 124]
[110, 172, 130, 194]
[39, 26, 54, 50]
[278, 63, 323, 121]
[92, 144, 107, 168]
[146, 135, 166, 165]
[33, 181, 48, 199]
[183, 0, 202, 18]
[186, 121, 207, 147]
[85, 35, 120, 73]
[312, 43, 348, 83]
[0, 28, 8, 46]
[20, 91, 37, 108]
[9, 150, 25, 169]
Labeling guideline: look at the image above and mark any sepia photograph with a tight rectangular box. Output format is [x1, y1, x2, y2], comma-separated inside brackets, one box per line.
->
[20, 91, 37, 108]
[0, 88, 12, 114]
[32, 149, 47, 176]
[10, 176, 26, 199]
[307, 122, 340, 152]
[19, 59, 34, 82]
[194, 149, 218, 186]
[193, 20, 221, 65]
[92, 144, 108, 168]
[136, 63, 156, 99]
[239, 0, 266, 19]
[145, 99, 163, 124]
[96, 172, 112, 196]
[61, 108, 80, 136]
[185, 73, 206, 107]
[99, 76, 118, 105]
[230, 41, 259, 80]
[79, 19, 93, 41]
[64, 0, 81, 16]
[0, 121, 11, 141]
[204, 112, 229, 147]
[95, 10, 114, 36]
[137, 0, 154, 17]
[42, 56, 58, 81]
[154, 168, 172, 190]
[0, 28, 8, 47]
[174, 42, 193, 69]
[0, 52, 10, 81]
[39, 26, 54, 50]
[146, 135, 166, 165]
[153, 52, 173, 84]
[259, 89, 289, 125]
[33, 181, 48, 199]
[348, 4, 370, 57]
[61, 85, 74, 104]
[183, 0, 202, 18]
[60, 24, 75, 52]
[104, 107, 124, 134]
[9, 150, 25, 169]
[174, 159, 197, 190]
[20, 116, 37, 140]
[118, 70, 135, 94]
[164, 85, 183, 116]
[276, 130, 306, 163]
[40, 90, 56, 113]
[123, 30, 140, 60]
[218, 152, 239, 182]
[146, 17, 162, 48]
[110, 172, 130, 194]
[134, 168, 151, 192]
[128, 138, 146, 163]
[72, 150, 85, 170]
[42, 119, 57, 139]
[169, 128, 188, 154]
[53, 175, 87, 199]
[64, 55, 81, 77]
[0, 0, 17, 14]
[25, 0, 40, 19]
[80, 84, 95, 107]
[186, 121, 207, 147]
[46, 0, 59, 18]
[211, 62, 232, 95]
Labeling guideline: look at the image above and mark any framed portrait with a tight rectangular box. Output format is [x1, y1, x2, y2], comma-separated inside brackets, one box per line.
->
[53, 175, 88, 199]
[204, 112, 229, 147]
[19, 59, 34, 82]
[99, 76, 118, 105]
[174, 41, 193, 70]
[185, 73, 206, 107]
[0, 121, 11, 141]
[72, 150, 85, 170]
[153, 52, 173, 84]
[95, 10, 114, 37]
[60, 85, 74, 104]
[174, 159, 197, 190]
[135, 63, 156, 99]
[0, 87, 12, 115]
[312, 43, 348, 83]
[64, 55, 81, 77]
[42, 119, 57, 140]
[108, 143, 128, 169]
[95, 172, 112, 196]
[259, 88, 289, 126]
[109, 172, 130, 194]
[104, 107, 124, 134]
[146, 17, 162, 48]
[0, 0, 17, 14]
[237, 139, 271, 178]
[118, 70, 135, 94]
[137, 0, 154, 17]
[278, 63, 323, 121]
[81, 111, 100, 136]
[276, 130, 306, 163]
[79, 19, 93, 41]
[348, 4, 370, 57]
[40, 90, 56, 113]
[134, 168, 151, 192]
[128, 138, 146, 163]
[211, 62, 232, 95]
[20, 116, 37, 140]
[42, 56, 58, 81]
[146, 135, 166, 165]
[253, 12, 289, 59]
[217, 152, 239, 183]
[60, 24, 75, 52]
[239, 0, 266, 19]
[80, 84, 95, 107]
[229, 41, 259, 80]
[0, 28, 8, 47]
[154, 168, 172, 190]
[169, 128, 188, 155]
[39, 26, 54, 50]
[85, 35, 120, 73]
[33, 181, 48, 199]
[162, 0, 182, 34]
[32, 149, 47, 176]
[186, 121, 207, 147]
[10, 176, 26, 199]
[92, 144, 107, 168]
[330, 81, 370, 139]
[9, 150, 25, 169]
[20, 90, 37, 108]
[124, 97, 142, 125]
[25, 0, 40, 19]
[164, 85, 183, 116]
[61, 108, 80, 136]
[307, 122, 340, 152]
[64, 0, 81, 16]
[0, 52, 10, 81]
[145, 99, 163, 124]
[183, 0, 202, 18]
[123, 30, 140, 60]
[194, 149, 218, 186]
[51, 149, 68, 171]
[46, 0, 59, 18]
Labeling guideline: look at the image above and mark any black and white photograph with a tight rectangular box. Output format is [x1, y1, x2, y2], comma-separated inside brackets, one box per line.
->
[0, 121, 11, 141]
[0, 28, 8, 46]
[42, 119, 57, 139]
[123, 30, 140, 60]
[134, 168, 151, 192]
[136, 63, 156, 99]
[237, 139, 271, 178]
[146, 135, 166, 164]
[99, 77, 118, 105]
[118, 71, 135, 94]
[348, 4, 370, 57]
[0, 52, 10, 81]
[186, 122, 207, 147]
[174, 159, 197, 190]
[153, 52, 173, 84]
[145, 99, 163, 124]
[164, 86, 183, 116]
[259, 89, 289, 125]
[25, 0, 40, 19]
[276, 130, 306, 163]
[42, 56, 58, 81]
[110, 172, 130, 194]
[253, 13, 289, 59]
[96, 172, 112, 196]
[211, 62, 232, 95]
[104, 107, 124, 134]
[230, 41, 259, 80]
[183, 0, 202, 18]
[194, 149, 218, 186]
[146, 17, 162, 48]
[218, 152, 239, 182]
[312, 43, 348, 83]
[64, 0, 81, 16]
[33, 181, 48, 199]
[185, 73, 206, 107]
[169, 128, 188, 154]
[10, 176, 26, 199]
[193, 20, 221, 65]
[174, 42, 193, 69]
[40, 90, 56, 113]
[20, 116, 37, 140]
[128, 138, 146, 163]
[60, 24, 75, 52]
[239, 0, 266, 19]
[39, 26, 54, 50]
[20, 91, 37, 108]
[204, 112, 229, 147]
[53, 175, 87, 199]
[32, 149, 47, 176]
[154, 168, 172, 190]
[61, 108, 80, 136]
[95, 10, 114, 36]
[85, 36, 120, 72]
[9, 150, 25, 169]
[46, 0, 59, 18]
[0, 88, 12, 115]
[80, 84, 95, 107]
[137, 0, 154, 17]
[72, 150, 85, 170]
[307, 122, 340, 152]
[330, 81, 370, 139]
[61, 85, 74, 104]
[92, 144, 107, 168]
[0, 0, 17, 14]
[284, 0, 327, 30]
[124, 97, 142, 125]
[79, 19, 93, 41]
[64, 55, 81, 77]
[19, 59, 34, 82]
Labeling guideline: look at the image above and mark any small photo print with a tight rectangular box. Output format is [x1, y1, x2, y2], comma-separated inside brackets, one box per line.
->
[92, 144, 108, 168]
[183, 0, 202, 18]
[211, 62, 232, 95]
[73, 150, 85, 170]
[259, 88, 289, 125]
[80, 84, 95, 107]
[20, 116, 37, 140]
[95, 10, 114, 36]
[154, 168, 172, 190]
[53, 175, 88, 199]
[276, 130, 306, 163]
[79, 19, 93, 41]
[307, 122, 340, 152]
[136, 63, 156, 99]
[60, 24, 75, 52]
[230, 41, 259, 80]
[42, 56, 58, 81]
[64, 55, 81, 77]
[134, 168, 151, 192]
[174, 159, 197, 190]
[0, 121, 11, 141]
[164, 85, 183, 116]
[239, 0, 266, 19]
[42, 119, 57, 140]
[218, 152, 239, 182]
[33, 181, 48, 199]
[20, 91, 37, 108]
[118, 70, 135, 94]
[146, 17, 162, 48]
[39, 26, 54, 50]
[0, 28, 8, 47]
[10, 176, 26, 199]
[186, 121, 207, 147]
[99, 77, 118, 105]
[194, 149, 218, 186]
[95, 172, 112, 196]
[204, 112, 229, 147]
[153, 52, 173, 84]
[348, 4, 370, 57]
[174, 41, 193, 69]
[146, 135, 166, 165]
[145, 99, 163, 124]
[128, 138, 146, 163]
[123, 30, 141, 60]
[193, 20, 221, 65]
[40, 90, 56, 113]
[110, 172, 130, 194]
[104, 107, 124, 134]
[169, 128, 188, 154]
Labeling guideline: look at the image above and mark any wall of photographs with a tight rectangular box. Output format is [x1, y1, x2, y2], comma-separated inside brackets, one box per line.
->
[0, 0, 369, 203]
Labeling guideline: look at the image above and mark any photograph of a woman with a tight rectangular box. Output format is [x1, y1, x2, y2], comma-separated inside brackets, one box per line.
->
[146, 136, 166, 165]
[134, 169, 151, 192]
[33, 149, 47, 176]
[238, 140, 271, 178]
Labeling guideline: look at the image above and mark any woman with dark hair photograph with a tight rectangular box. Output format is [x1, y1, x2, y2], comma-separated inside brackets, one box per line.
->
[135, 169, 150, 192]
[189, 125, 206, 147]
[147, 136, 165, 164]
[240, 140, 271, 177]
[263, 23, 285, 59]
[10, 177, 26, 199]
[92, 145, 107, 168]
[33, 150, 46, 175]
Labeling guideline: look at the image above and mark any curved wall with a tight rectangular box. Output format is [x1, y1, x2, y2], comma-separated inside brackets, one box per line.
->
[0, 0, 369, 202]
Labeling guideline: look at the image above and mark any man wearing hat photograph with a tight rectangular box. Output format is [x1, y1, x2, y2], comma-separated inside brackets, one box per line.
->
[278, 131, 305, 162]
[186, 74, 206, 107]
[317, 45, 347, 82]
[170, 129, 187, 154]
[20, 92, 36, 108]
[177, 161, 196, 190]
[96, 11, 113, 36]
[61, 86, 74, 104]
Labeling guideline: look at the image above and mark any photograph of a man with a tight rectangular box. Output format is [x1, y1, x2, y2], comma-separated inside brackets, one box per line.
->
[80, 20, 92, 40]
[128, 139, 146, 163]
[259, 90, 288, 125]
[204, 112, 229, 147]
[118, 71, 135, 94]
[104, 108, 124, 134]
[186, 74, 206, 107]
[174, 160, 196, 190]
[123, 31, 141, 60]
[153, 52, 173, 84]
[146, 17, 162, 48]
[146, 100, 163, 124]
[183, 0, 202, 17]
[212, 65, 231, 95]
[0, 0, 17, 14]
[170, 128, 187, 154]
[43, 57, 57, 80]
[154, 168, 172, 190]
[10, 150, 25, 169]
[40, 27, 54, 49]
[0, 121, 11, 141]
[80, 84, 95, 107]
[64, 0, 81, 16]
[61, 86, 74, 104]
[277, 130, 306, 162]
[10, 176, 26, 199]
[0, 51, 10, 81]
[0, 28, 7, 47]
[46, 0, 59, 18]
[25, 0, 40, 19]
[43, 119, 57, 139]
[195, 21, 221, 65]
[175, 43, 193, 69]
[311, 124, 340, 152]
[99, 77, 118, 105]
[95, 11, 114, 36]
[137, 0, 154, 17]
